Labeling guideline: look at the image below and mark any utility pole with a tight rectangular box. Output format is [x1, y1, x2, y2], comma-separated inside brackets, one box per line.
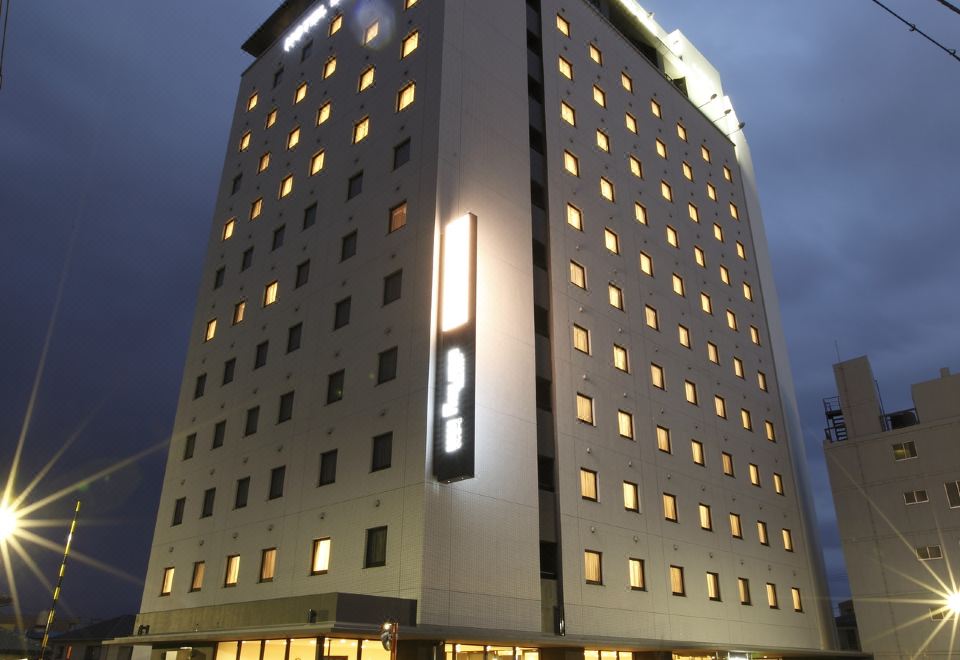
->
[38, 500, 81, 660]
[380, 621, 398, 660]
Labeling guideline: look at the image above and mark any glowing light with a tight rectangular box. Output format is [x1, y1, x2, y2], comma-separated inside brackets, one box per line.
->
[284, 0, 344, 52]
[0, 504, 18, 542]
[948, 592, 960, 614]
[440, 348, 466, 453]
[440, 215, 472, 332]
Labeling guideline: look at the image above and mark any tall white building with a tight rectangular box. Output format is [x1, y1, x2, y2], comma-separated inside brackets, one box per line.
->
[123, 1, 840, 659]
[825, 357, 960, 659]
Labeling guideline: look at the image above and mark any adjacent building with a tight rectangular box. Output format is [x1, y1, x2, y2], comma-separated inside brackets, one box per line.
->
[123, 1, 839, 659]
[824, 356, 960, 659]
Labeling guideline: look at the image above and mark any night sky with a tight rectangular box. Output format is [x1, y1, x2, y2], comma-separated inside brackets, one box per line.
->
[1, 1, 958, 623]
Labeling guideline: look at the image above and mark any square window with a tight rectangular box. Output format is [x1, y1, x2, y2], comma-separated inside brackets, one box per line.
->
[204, 318, 217, 342]
[629, 558, 645, 590]
[655, 139, 668, 159]
[623, 481, 639, 512]
[572, 324, 590, 354]
[334, 297, 351, 329]
[670, 565, 685, 595]
[389, 202, 407, 232]
[682, 161, 694, 181]
[329, 14, 342, 35]
[244, 406, 260, 436]
[279, 175, 294, 198]
[231, 173, 243, 194]
[294, 82, 307, 104]
[688, 203, 700, 223]
[383, 270, 403, 304]
[737, 241, 747, 260]
[323, 56, 337, 79]
[563, 151, 579, 176]
[750, 325, 762, 345]
[327, 370, 345, 404]
[666, 225, 679, 248]
[317, 101, 332, 125]
[247, 92, 258, 111]
[639, 251, 653, 276]
[660, 180, 673, 202]
[558, 56, 573, 79]
[272, 67, 283, 88]
[561, 101, 576, 126]
[353, 117, 370, 143]
[584, 550, 602, 584]
[222, 218, 235, 241]
[556, 14, 570, 36]
[730, 202, 740, 220]
[580, 468, 598, 500]
[592, 85, 606, 107]
[621, 71, 633, 92]
[347, 172, 364, 199]
[672, 273, 685, 297]
[644, 305, 659, 330]
[625, 112, 637, 133]
[730, 513, 743, 538]
[294, 260, 310, 288]
[650, 98, 662, 118]
[300, 40, 313, 61]
[319, 450, 337, 486]
[309, 150, 325, 176]
[401, 30, 419, 57]
[265, 108, 278, 128]
[650, 363, 665, 389]
[258, 152, 271, 173]
[234, 477, 249, 509]
[250, 198, 263, 220]
[364, 526, 388, 567]
[589, 43, 602, 65]
[893, 440, 917, 460]
[397, 82, 416, 111]
[656, 425, 672, 453]
[393, 138, 412, 169]
[268, 466, 286, 499]
[629, 156, 643, 179]
[724, 166, 734, 182]
[363, 20, 380, 45]
[707, 182, 718, 201]
[694, 246, 706, 267]
[566, 203, 583, 230]
[576, 393, 594, 424]
[701, 145, 711, 162]
[377, 347, 398, 384]
[618, 410, 634, 439]
[238, 131, 251, 152]
[596, 129, 610, 152]
[604, 228, 620, 254]
[676, 123, 687, 141]
[701, 293, 713, 315]
[277, 391, 295, 424]
[600, 177, 615, 201]
[743, 281, 753, 300]
[339, 231, 358, 262]
[372, 432, 393, 471]
[311, 538, 331, 574]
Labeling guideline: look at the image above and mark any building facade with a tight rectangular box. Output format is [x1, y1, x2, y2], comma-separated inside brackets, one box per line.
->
[125, 1, 839, 659]
[824, 357, 960, 659]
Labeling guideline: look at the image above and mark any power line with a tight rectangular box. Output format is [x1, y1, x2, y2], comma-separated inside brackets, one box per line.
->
[934, 0, 960, 17]
[0, 0, 10, 90]
[869, 0, 960, 63]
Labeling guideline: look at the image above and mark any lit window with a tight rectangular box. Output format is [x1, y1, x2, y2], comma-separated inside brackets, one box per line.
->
[279, 175, 294, 198]
[741, 408, 753, 431]
[250, 197, 263, 220]
[666, 225, 679, 247]
[707, 182, 718, 200]
[329, 14, 342, 35]
[618, 410, 634, 438]
[635, 202, 647, 225]
[592, 85, 606, 107]
[563, 150, 579, 176]
[222, 218, 236, 241]
[782, 529, 794, 552]
[310, 150, 325, 175]
[663, 493, 678, 521]
[738, 578, 751, 604]
[707, 572, 721, 601]
[750, 325, 761, 345]
[684, 380, 698, 405]
[239, 131, 251, 152]
[600, 177, 615, 201]
[363, 20, 380, 45]
[613, 344, 629, 372]
[353, 117, 370, 143]
[733, 357, 744, 378]
[743, 282, 753, 301]
[676, 122, 687, 141]
[707, 344, 719, 366]
[204, 319, 217, 342]
[791, 588, 803, 612]
[946, 481, 960, 508]
[650, 98, 662, 118]
[629, 558, 645, 590]
[259, 548, 277, 582]
[766, 583, 779, 609]
[701, 292, 712, 314]
[765, 421, 776, 442]
[678, 324, 691, 348]
[656, 139, 668, 159]
[672, 273, 685, 296]
[621, 71, 633, 92]
[569, 261, 586, 288]
[726, 309, 738, 330]
[224, 555, 240, 586]
[404, 0, 418, 8]
[323, 56, 337, 78]
[670, 565, 685, 595]
[644, 305, 659, 330]
[572, 324, 590, 353]
[682, 161, 694, 181]
[258, 152, 270, 173]
[576, 393, 594, 424]
[561, 101, 576, 125]
[757, 520, 769, 545]
[694, 246, 706, 267]
[656, 425, 671, 453]
[917, 545, 943, 560]
[660, 180, 673, 201]
[730, 513, 743, 538]
[588, 43, 602, 65]
[160, 567, 174, 595]
[722, 452, 734, 477]
[584, 550, 602, 584]
[596, 129, 610, 152]
[265, 108, 277, 128]
[773, 473, 784, 495]
[625, 112, 637, 133]
[604, 228, 620, 254]
[623, 481, 639, 511]
[749, 463, 760, 486]
[264, 281, 279, 306]
[608, 283, 624, 309]
[556, 14, 570, 36]
[691, 440, 704, 465]
[729, 202, 740, 220]
[688, 203, 699, 223]
[247, 92, 259, 111]
[190, 562, 205, 591]
[396, 81, 416, 111]
[639, 251, 653, 276]
[389, 202, 407, 233]
[629, 156, 643, 178]
[650, 363, 665, 389]
[723, 165, 733, 182]
[311, 538, 331, 574]
[737, 241, 747, 260]
[701, 145, 711, 162]
[714, 395, 726, 419]
[358, 66, 376, 92]
[558, 56, 573, 79]
[317, 101, 331, 125]
[294, 82, 308, 104]
[580, 468, 598, 500]
[714, 223, 724, 242]
[401, 30, 419, 57]
[232, 301, 245, 325]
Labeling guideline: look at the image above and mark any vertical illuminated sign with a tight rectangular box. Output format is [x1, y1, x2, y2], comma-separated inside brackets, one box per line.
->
[434, 214, 477, 483]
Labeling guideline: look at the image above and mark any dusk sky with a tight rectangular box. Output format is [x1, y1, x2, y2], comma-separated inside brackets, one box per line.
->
[1, 0, 958, 622]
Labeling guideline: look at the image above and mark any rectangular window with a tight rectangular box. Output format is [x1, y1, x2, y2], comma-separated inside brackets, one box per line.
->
[651, 98, 662, 117]
[286, 323, 302, 353]
[287, 127, 301, 150]
[353, 117, 370, 143]
[729, 513, 742, 538]
[358, 66, 376, 92]
[401, 30, 419, 57]
[204, 319, 217, 342]
[713, 223, 724, 242]
[193, 373, 206, 399]
[572, 324, 590, 353]
[670, 565, 685, 595]
[782, 528, 794, 552]
[201, 488, 215, 518]
[684, 380, 698, 405]
[393, 138, 411, 169]
[265, 109, 277, 128]
[294, 259, 309, 287]
[699, 503, 713, 530]
[222, 358, 236, 385]
[263, 281, 279, 306]
[741, 408, 753, 431]
[556, 14, 570, 35]
[604, 227, 620, 253]
[224, 555, 240, 587]
[600, 177, 615, 201]
[327, 370, 345, 403]
[765, 420, 777, 442]
[566, 203, 583, 230]
[329, 14, 342, 35]
[774, 473, 785, 495]
[678, 325, 691, 349]
[613, 344, 629, 372]
[656, 425, 671, 453]
[584, 550, 602, 584]
[377, 347, 399, 384]
[676, 122, 688, 141]
[707, 572, 721, 601]
[682, 161, 694, 181]
[183, 434, 196, 460]
[334, 297, 351, 329]
[558, 56, 573, 79]
[635, 202, 647, 224]
[724, 165, 734, 182]
[397, 82, 416, 111]
[917, 545, 943, 560]
[589, 43, 602, 65]
[172, 497, 185, 526]
[618, 410, 634, 439]
[629, 558, 645, 590]
[608, 283, 624, 310]
[701, 293, 713, 315]
[371, 432, 393, 471]
[268, 466, 285, 500]
[311, 538, 331, 574]
[722, 452, 735, 477]
[660, 180, 673, 201]
[277, 392, 295, 423]
[319, 450, 337, 486]
[714, 395, 726, 419]
[323, 56, 337, 78]
[364, 526, 388, 567]
[738, 577, 751, 605]
[382, 269, 404, 304]
[232, 301, 246, 325]
[569, 261, 587, 289]
[757, 521, 769, 545]
[213, 420, 226, 448]
[758, 371, 768, 391]
[563, 150, 579, 176]
[234, 477, 249, 509]
[592, 85, 606, 107]
[749, 463, 761, 486]
[655, 138, 668, 159]
[701, 145, 711, 162]
[666, 225, 679, 247]
[691, 440, 704, 465]
[644, 305, 659, 330]
[629, 156, 643, 178]
[792, 587, 803, 612]
[596, 129, 610, 152]
[766, 583, 779, 609]
[650, 363, 666, 390]
[750, 325, 761, 345]
[623, 481, 639, 512]
[244, 406, 260, 436]
[707, 182, 718, 201]
[190, 561, 205, 592]
[254, 341, 268, 369]
[388, 202, 407, 233]
[727, 309, 738, 330]
[259, 548, 277, 582]
[945, 481, 960, 508]
[580, 468, 598, 501]
[160, 567, 174, 596]
[576, 393, 594, 424]
[893, 441, 918, 460]
[247, 92, 259, 111]
[663, 493, 678, 522]
[625, 112, 637, 133]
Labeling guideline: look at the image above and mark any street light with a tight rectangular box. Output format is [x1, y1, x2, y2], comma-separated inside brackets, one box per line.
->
[0, 504, 18, 542]
[948, 591, 960, 615]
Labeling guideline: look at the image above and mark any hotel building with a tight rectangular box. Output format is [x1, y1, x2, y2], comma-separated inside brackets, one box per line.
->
[123, 1, 841, 659]
[824, 357, 960, 659]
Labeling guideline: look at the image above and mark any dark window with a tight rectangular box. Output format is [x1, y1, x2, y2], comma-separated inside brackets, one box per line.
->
[301, 40, 313, 61]
[383, 270, 402, 305]
[530, 180, 546, 209]
[393, 138, 411, 169]
[534, 305, 550, 337]
[319, 450, 337, 486]
[533, 240, 547, 270]
[539, 540, 558, 579]
[340, 231, 357, 260]
[526, 29, 542, 54]
[536, 377, 552, 411]
[172, 497, 186, 526]
[241, 247, 253, 271]
[347, 171, 363, 199]
[303, 203, 317, 230]
[364, 526, 388, 567]
[234, 477, 250, 509]
[529, 126, 545, 154]
[334, 297, 351, 329]
[222, 358, 236, 385]
[295, 260, 310, 287]
[245, 406, 260, 436]
[231, 174, 242, 195]
[214, 267, 225, 289]
[527, 75, 544, 103]
[200, 488, 215, 518]
[377, 347, 398, 384]
[184, 434, 196, 460]
[272, 225, 286, 250]
[537, 456, 555, 492]
[254, 341, 269, 369]
[327, 370, 345, 404]
[193, 374, 206, 399]
[268, 466, 285, 500]
[286, 323, 302, 353]
[371, 432, 393, 471]
[278, 391, 295, 423]
[212, 420, 226, 448]
[273, 67, 284, 87]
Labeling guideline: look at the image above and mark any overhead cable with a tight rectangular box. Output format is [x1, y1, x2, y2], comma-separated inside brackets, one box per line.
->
[869, 0, 960, 63]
